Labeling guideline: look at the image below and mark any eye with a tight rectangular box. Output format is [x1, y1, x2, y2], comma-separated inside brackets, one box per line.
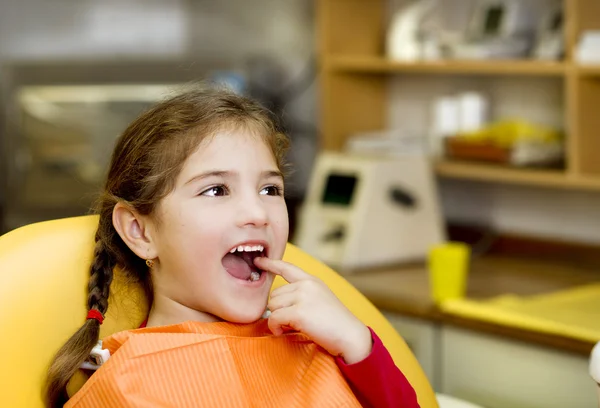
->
[260, 185, 282, 196]
[201, 185, 229, 197]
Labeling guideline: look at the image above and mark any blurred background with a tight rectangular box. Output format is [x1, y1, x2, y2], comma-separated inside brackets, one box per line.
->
[2, 0, 600, 407]
[0, 0, 316, 232]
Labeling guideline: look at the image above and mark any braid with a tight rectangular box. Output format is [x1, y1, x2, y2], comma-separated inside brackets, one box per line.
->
[87, 239, 115, 314]
[45, 237, 116, 407]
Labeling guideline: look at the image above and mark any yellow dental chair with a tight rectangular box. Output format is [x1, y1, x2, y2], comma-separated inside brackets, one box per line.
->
[0, 215, 438, 407]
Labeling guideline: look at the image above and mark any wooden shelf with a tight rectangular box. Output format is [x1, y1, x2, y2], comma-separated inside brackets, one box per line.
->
[346, 255, 600, 355]
[576, 65, 600, 77]
[435, 160, 600, 191]
[326, 56, 567, 76]
[319, 0, 600, 192]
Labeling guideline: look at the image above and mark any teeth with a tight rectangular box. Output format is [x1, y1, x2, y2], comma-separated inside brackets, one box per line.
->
[230, 244, 265, 253]
[249, 271, 260, 281]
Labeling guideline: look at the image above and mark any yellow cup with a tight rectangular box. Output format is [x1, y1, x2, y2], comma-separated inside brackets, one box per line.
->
[428, 242, 470, 304]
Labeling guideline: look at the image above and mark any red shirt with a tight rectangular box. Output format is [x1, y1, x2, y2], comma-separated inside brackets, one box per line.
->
[336, 327, 420, 407]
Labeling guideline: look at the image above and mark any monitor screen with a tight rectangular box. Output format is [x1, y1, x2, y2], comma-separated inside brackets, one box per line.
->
[321, 174, 357, 206]
[483, 5, 504, 35]
[550, 11, 563, 31]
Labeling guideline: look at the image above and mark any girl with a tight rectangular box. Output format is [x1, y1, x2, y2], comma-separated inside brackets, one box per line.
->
[45, 87, 419, 408]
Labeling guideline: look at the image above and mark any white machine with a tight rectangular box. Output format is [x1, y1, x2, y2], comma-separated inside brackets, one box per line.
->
[386, 0, 439, 61]
[452, 0, 536, 59]
[294, 152, 446, 274]
[532, 3, 563, 60]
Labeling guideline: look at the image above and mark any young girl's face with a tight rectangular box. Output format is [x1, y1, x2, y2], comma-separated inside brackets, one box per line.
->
[148, 128, 289, 324]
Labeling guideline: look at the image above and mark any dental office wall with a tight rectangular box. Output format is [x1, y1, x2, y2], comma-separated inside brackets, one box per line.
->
[2, 0, 600, 244]
[0, 0, 317, 221]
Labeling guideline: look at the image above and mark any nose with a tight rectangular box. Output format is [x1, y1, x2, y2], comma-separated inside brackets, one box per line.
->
[236, 193, 269, 228]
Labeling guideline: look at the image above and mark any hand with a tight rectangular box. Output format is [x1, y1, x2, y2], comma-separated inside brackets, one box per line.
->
[254, 257, 373, 364]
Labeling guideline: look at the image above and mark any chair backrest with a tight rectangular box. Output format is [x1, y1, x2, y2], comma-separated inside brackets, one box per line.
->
[0, 215, 438, 407]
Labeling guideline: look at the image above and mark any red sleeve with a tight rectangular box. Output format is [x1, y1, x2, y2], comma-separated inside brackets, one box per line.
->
[335, 327, 420, 408]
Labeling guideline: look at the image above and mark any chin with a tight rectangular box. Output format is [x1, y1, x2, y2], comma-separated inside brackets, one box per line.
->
[218, 276, 274, 324]
[223, 303, 268, 324]
[220, 290, 271, 323]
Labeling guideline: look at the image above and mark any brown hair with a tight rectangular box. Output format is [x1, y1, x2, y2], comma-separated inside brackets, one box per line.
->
[44, 86, 290, 407]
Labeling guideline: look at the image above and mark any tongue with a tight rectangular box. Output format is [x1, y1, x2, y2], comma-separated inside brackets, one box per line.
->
[222, 253, 254, 280]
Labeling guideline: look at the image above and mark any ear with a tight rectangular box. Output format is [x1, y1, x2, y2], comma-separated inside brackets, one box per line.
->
[112, 202, 159, 260]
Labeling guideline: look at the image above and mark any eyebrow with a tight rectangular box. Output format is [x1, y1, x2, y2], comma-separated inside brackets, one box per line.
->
[184, 170, 284, 185]
[262, 170, 285, 180]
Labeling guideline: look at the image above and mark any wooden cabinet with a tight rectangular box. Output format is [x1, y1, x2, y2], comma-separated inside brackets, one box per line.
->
[383, 312, 441, 390]
[384, 312, 597, 408]
[316, 0, 600, 191]
[440, 326, 596, 408]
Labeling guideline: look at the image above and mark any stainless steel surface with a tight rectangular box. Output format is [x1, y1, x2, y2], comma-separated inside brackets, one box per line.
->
[0, 60, 219, 232]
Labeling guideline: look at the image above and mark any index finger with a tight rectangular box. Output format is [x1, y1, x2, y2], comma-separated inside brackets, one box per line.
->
[253, 257, 315, 283]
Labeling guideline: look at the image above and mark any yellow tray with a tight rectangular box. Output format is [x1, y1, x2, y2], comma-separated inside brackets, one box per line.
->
[440, 283, 600, 343]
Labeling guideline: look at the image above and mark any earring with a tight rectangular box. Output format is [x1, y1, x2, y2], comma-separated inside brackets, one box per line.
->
[146, 259, 155, 268]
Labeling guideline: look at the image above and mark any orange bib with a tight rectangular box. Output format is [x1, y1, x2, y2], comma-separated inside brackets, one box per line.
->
[66, 319, 362, 408]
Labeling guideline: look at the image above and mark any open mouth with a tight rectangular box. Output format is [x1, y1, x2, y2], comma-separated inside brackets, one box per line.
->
[222, 243, 267, 282]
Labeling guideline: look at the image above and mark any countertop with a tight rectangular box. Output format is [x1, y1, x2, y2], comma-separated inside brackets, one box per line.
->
[346, 255, 600, 355]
